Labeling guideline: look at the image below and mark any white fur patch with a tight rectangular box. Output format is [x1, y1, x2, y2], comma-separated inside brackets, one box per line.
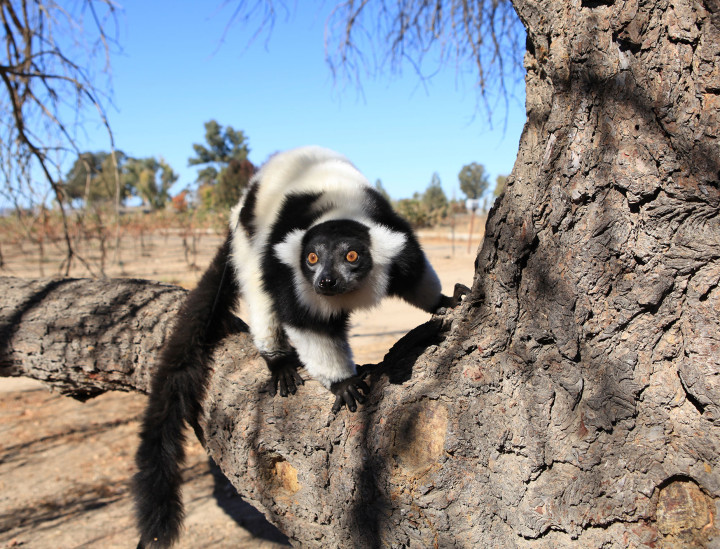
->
[367, 224, 407, 266]
[228, 201, 243, 232]
[273, 229, 305, 269]
[283, 325, 356, 388]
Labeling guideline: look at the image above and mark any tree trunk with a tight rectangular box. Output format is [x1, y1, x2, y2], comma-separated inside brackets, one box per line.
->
[2, 1, 720, 547]
[472, 0, 720, 546]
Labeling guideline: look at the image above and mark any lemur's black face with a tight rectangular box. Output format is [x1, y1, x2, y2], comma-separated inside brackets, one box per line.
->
[300, 220, 373, 296]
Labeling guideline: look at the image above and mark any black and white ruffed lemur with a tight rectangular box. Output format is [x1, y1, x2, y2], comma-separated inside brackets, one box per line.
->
[133, 146, 466, 548]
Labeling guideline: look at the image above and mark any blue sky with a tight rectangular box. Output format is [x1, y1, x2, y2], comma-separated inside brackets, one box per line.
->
[87, 1, 526, 202]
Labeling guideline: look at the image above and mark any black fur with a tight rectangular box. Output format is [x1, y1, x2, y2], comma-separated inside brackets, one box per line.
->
[330, 376, 371, 413]
[264, 350, 305, 397]
[239, 181, 259, 238]
[358, 187, 429, 301]
[133, 233, 240, 549]
[266, 191, 324, 247]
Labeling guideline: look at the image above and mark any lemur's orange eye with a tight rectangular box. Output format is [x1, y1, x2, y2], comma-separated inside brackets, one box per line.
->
[307, 252, 319, 265]
[346, 250, 358, 262]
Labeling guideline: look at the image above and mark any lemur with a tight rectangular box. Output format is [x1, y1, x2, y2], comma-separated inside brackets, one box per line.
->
[133, 146, 466, 548]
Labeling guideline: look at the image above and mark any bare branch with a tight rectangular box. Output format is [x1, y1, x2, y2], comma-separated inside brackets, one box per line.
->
[214, 0, 293, 54]
[224, 1, 524, 121]
[0, 0, 121, 274]
[324, 0, 525, 121]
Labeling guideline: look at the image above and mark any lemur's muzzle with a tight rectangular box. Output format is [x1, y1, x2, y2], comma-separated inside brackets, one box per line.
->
[316, 276, 338, 295]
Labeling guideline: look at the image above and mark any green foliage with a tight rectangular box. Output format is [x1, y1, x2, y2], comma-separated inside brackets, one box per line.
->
[423, 172, 448, 211]
[214, 158, 255, 209]
[188, 120, 254, 209]
[62, 151, 131, 204]
[420, 172, 449, 225]
[390, 173, 452, 228]
[189, 120, 249, 166]
[458, 162, 489, 199]
[62, 151, 177, 210]
[197, 183, 216, 211]
[494, 174, 508, 197]
[124, 157, 178, 210]
[394, 197, 429, 228]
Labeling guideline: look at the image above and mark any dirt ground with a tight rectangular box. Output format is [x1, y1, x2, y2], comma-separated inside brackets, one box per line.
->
[0, 227, 479, 548]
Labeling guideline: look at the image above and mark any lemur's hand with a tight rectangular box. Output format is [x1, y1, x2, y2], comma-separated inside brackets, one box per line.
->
[266, 355, 305, 397]
[330, 375, 370, 413]
[434, 283, 471, 314]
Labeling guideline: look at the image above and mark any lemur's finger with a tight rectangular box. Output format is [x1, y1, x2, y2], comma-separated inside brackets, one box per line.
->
[278, 375, 289, 397]
[292, 369, 305, 386]
[356, 379, 370, 395]
[344, 392, 358, 412]
[284, 369, 303, 394]
[268, 376, 278, 397]
[347, 383, 365, 404]
[332, 395, 343, 414]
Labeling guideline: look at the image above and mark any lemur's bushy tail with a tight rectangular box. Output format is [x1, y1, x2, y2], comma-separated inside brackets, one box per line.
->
[133, 234, 240, 549]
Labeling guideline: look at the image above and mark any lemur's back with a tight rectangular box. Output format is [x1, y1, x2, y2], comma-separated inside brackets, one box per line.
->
[230, 145, 372, 247]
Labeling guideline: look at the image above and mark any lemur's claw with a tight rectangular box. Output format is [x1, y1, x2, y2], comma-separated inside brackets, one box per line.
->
[435, 283, 471, 314]
[453, 283, 470, 305]
[330, 376, 370, 413]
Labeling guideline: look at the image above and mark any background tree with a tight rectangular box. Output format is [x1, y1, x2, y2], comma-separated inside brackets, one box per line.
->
[0, 0, 119, 274]
[58, 151, 130, 276]
[124, 157, 178, 210]
[189, 120, 251, 187]
[422, 172, 448, 211]
[458, 161, 489, 200]
[422, 172, 449, 224]
[213, 158, 255, 210]
[374, 178, 391, 202]
[171, 190, 189, 213]
[494, 174, 508, 197]
[62, 152, 131, 205]
[394, 194, 429, 228]
[393, 174, 450, 228]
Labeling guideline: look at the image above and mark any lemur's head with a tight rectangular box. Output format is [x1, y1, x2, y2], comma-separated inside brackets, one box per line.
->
[300, 220, 373, 296]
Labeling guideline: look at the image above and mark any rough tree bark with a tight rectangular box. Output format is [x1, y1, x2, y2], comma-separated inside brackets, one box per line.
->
[2, 0, 720, 547]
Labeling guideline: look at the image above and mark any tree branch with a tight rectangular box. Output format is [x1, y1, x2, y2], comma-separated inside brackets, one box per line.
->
[0, 276, 186, 397]
[0, 274, 465, 547]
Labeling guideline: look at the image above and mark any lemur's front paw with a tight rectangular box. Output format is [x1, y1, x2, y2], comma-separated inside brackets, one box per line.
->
[434, 283, 471, 314]
[451, 283, 470, 306]
[330, 375, 370, 413]
[266, 355, 305, 397]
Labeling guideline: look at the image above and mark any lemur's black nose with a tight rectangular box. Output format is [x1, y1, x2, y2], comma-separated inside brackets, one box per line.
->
[318, 276, 338, 290]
